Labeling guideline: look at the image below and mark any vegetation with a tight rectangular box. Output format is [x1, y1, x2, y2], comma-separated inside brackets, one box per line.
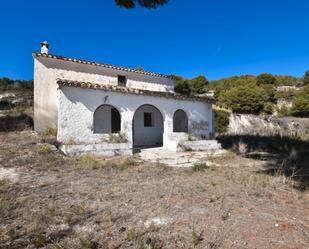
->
[256, 73, 276, 86]
[173, 75, 209, 95]
[214, 109, 230, 133]
[115, 0, 169, 9]
[0, 78, 33, 92]
[290, 85, 309, 117]
[218, 85, 267, 114]
[303, 70, 309, 85]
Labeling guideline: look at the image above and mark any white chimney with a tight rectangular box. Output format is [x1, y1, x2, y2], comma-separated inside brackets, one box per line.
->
[40, 41, 49, 54]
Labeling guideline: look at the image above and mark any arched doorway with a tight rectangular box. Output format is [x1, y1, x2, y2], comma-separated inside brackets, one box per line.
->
[133, 104, 164, 148]
[173, 109, 188, 132]
[93, 104, 121, 133]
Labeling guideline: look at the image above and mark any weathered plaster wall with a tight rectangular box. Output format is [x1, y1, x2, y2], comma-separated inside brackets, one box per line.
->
[57, 86, 213, 149]
[33, 56, 174, 132]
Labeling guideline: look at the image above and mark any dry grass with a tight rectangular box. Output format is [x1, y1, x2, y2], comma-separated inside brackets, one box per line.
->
[0, 131, 308, 249]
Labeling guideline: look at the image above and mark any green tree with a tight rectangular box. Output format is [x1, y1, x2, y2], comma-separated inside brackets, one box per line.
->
[256, 73, 276, 86]
[290, 85, 309, 117]
[115, 0, 169, 8]
[218, 85, 267, 114]
[188, 75, 209, 94]
[173, 75, 191, 95]
[303, 70, 309, 85]
[214, 109, 230, 133]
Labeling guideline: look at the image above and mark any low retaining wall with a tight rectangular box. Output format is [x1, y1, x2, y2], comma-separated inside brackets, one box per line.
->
[59, 143, 132, 156]
[178, 140, 221, 152]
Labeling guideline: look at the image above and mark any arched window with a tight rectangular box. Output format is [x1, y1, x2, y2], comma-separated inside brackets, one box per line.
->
[93, 105, 121, 133]
[173, 109, 188, 132]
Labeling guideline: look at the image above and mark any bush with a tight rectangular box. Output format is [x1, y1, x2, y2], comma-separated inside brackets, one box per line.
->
[214, 109, 230, 133]
[290, 85, 309, 117]
[257, 73, 276, 85]
[304, 70, 309, 85]
[260, 84, 277, 103]
[263, 103, 274, 114]
[277, 105, 290, 117]
[192, 162, 208, 172]
[218, 85, 267, 114]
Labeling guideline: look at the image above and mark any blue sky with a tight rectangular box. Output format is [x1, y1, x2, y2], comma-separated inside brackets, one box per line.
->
[1, 0, 309, 80]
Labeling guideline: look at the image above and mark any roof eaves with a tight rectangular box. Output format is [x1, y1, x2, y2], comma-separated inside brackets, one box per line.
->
[32, 52, 173, 79]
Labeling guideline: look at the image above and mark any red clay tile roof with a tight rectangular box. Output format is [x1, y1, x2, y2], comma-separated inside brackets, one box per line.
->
[56, 79, 215, 103]
[32, 52, 172, 79]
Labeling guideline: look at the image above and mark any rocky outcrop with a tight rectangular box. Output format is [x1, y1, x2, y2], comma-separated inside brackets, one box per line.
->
[227, 114, 309, 140]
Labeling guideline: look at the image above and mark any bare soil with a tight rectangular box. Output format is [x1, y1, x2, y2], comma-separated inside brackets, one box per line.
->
[0, 131, 308, 249]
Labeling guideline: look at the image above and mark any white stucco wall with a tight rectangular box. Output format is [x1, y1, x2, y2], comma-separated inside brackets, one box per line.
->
[33, 56, 174, 132]
[57, 86, 213, 150]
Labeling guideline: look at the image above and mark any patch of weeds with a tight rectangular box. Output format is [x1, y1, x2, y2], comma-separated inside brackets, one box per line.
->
[79, 237, 98, 249]
[0, 181, 17, 219]
[44, 127, 57, 136]
[115, 156, 137, 171]
[31, 231, 48, 248]
[75, 155, 137, 171]
[110, 185, 121, 194]
[107, 132, 128, 143]
[191, 227, 203, 247]
[209, 194, 221, 203]
[64, 205, 85, 225]
[5, 147, 17, 157]
[36, 143, 52, 155]
[125, 229, 137, 241]
[192, 162, 208, 172]
[76, 154, 103, 169]
[220, 210, 231, 221]
[126, 229, 162, 249]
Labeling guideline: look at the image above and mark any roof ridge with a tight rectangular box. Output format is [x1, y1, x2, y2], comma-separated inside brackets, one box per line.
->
[32, 52, 172, 79]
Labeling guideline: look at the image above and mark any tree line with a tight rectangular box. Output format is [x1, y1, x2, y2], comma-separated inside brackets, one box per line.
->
[173, 70, 309, 118]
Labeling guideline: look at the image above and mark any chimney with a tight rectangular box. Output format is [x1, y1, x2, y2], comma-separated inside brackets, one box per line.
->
[40, 41, 49, 54]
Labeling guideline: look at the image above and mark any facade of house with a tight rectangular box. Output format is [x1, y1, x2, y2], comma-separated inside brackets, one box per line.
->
[33, 42, 216, 155]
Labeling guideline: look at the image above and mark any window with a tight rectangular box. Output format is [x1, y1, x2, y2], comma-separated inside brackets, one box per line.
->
[93, 105, 121, 133]
[144, 112, 153, 127]
[111, 108, 121, 133]
[118, 75, 126, 86]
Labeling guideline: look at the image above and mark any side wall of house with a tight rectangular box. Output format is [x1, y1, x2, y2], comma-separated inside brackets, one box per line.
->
[33, 57, 174, 132]
[57, 86, 213, 147]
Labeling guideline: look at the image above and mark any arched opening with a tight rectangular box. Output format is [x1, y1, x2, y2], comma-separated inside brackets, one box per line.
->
[173, 109, 188, 132]
[133, 104, 164, 148]
[93, 104, 121, 133]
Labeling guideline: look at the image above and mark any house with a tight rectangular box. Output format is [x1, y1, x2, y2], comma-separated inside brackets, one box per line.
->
[33, 42, 217, 155]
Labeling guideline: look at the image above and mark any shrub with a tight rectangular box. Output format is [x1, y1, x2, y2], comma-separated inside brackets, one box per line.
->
[108, 132, 128, 143]
[291, 97, 309, 117]
[290, 85, 309, 117]
[214, 109, 230, 133]
[257, 73, 276, 85]
[44, 127, 57, 136]
[303, 70, 309, 85]
[277, 105, 290, 117]
[36, 144, 52, 154]
[218, 85, 267, 114]
[192, 162, 208, 172]
[263, 103, 274, 114]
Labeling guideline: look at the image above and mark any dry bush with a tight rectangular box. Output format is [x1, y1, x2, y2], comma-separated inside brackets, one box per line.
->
[36, 143, 52, 154]
[74, 154, 138, 171]
[192, 162, 208, 172]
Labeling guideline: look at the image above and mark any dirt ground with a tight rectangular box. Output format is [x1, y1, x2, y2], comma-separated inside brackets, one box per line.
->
[0, 131, 308, 249]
